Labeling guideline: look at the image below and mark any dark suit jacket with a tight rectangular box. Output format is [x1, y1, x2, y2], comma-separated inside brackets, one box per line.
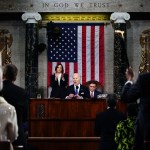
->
[86, 90, 101, 99]
[66, 84, 87, 98]
[95, 108, 126, 150]
[0, 80, 29, 147]
[50, 73, 68, 99]
[121, 72, 150, 142]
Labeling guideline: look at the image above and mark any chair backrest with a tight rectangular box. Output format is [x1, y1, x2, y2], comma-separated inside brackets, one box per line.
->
[0, 141, 11, 150]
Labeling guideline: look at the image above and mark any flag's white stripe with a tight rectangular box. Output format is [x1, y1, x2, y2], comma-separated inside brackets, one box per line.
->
[95, 26, 100, 82]
[77, 26, 83, 84]
[69, 62, 74, 85]
[60, 62, 65, 73]
[52, 62, 57, 74]
[86, 26, 91, 82]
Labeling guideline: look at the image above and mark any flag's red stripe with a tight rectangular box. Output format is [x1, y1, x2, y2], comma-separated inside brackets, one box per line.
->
[65, 62, 69, 86]
[74, 62, 78, 73]
[82, 26, 86, 85]
[91, 26, 95, 80]
[48, 62, 52, 86]
[99, 26, 104, 86]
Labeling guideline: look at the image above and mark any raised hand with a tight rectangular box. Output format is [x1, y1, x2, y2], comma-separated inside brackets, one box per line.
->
[125, 67, 134, 81]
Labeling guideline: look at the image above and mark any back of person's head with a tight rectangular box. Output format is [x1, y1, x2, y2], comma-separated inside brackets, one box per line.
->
[106, 93, 117, 108]
[3, 64, 18, 81]
[127, 103, 138, 117]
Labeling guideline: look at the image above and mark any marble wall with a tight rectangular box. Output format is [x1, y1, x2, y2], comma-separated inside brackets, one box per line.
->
[0, 19, 149, 97]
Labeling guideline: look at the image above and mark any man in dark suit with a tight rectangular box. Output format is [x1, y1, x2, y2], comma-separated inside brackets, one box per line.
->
[86, 80, 101, 99]
[95, 94, 126, 150]
[0, 64, 29, 150]
[121, 67, 150, 150]
[66, 73, 87, 99]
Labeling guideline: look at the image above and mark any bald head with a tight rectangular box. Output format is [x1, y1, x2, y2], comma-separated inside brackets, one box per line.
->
[73, 73, 81, 86]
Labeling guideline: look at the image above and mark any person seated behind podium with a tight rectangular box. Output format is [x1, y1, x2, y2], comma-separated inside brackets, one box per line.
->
[95, 94, 126, 150]
[65, 73, 87, 99]
[50, 64, 68, 99]
[85, 80, 101, 99]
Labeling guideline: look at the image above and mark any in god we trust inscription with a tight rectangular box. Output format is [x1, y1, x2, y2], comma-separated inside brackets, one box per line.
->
[42, 2, 110, 9]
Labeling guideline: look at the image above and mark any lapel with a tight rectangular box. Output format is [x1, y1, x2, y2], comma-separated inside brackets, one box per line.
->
[71, 85, 75, 94]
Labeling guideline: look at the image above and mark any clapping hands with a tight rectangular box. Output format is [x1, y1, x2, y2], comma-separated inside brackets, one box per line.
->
[125, 67, 134, 81]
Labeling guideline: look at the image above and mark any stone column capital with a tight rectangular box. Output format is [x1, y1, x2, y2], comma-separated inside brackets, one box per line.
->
[110, 12, 130, 23]
[22, 12, 42, 23]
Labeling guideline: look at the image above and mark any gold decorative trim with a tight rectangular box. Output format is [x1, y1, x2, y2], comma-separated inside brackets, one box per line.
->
[139, 29, 150, 73]
[0, 29, 12, 65]
[42, 13, 110, 22]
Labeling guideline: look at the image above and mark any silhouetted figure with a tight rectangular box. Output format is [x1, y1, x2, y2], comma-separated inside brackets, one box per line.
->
[121, 67, 150, 150]
[95, 93, 126, 150]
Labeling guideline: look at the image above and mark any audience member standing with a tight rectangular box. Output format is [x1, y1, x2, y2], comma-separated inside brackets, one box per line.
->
[121, 67, 150, 150]
[0, 64, 29, 150]
[0, 96, 18, 150]
[50, 64, 68, 99]
[95, 94, 126, 150]
[115, 103, 137, 150]
[66, 73, 87, 99]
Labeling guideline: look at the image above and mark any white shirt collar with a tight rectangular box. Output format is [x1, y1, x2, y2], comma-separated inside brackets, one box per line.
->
[74, 84, 80, 90]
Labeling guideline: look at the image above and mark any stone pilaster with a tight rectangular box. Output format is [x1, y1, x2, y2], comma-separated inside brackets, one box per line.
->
[110, 12, 130, 95]
[22, 12, 41, 98]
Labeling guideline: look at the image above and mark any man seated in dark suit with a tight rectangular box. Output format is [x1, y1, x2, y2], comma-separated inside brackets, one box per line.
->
[65, 73, 87, 99]
[95, 94, 126, 150]
[86, 80, 101, 99]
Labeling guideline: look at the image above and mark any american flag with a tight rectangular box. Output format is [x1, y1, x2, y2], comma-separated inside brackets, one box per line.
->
[47, 23, 104, 86]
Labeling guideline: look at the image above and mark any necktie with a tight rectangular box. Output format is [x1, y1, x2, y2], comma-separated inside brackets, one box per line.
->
[75, 86, 79, 95]
[91, 91, 94, 98]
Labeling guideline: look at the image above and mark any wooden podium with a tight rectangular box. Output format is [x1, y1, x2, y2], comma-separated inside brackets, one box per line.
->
[28, 99, 126, 150]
